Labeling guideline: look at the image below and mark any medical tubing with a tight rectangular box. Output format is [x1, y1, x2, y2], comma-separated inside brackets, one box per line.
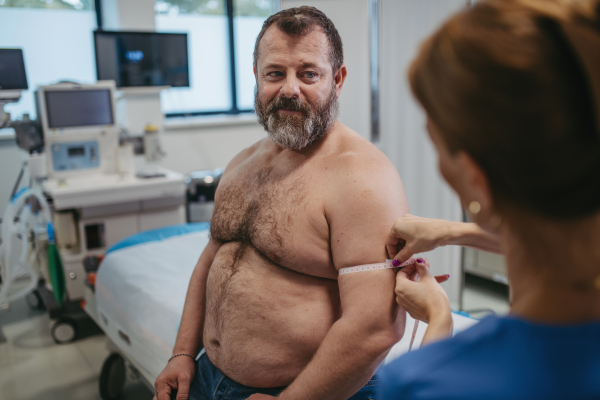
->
[0, 192, 30, 302]
[9, 162, 26, 202]
[0, 187, 51, 304]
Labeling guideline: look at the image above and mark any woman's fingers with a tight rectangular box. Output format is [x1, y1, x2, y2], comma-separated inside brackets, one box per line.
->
[410, 270, 420, 282]
[386, 214, 413, 259]
[415, 261, 432, 277]
[395, 261, 451, 324]
[386, 232, 405, 259]
[399, 263, 416, 277]
[403, 260, 448, 283]
[396, 269, 411, 281]
[392, 245, 414, 263]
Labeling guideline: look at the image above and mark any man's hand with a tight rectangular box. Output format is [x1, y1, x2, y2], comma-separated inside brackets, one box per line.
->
[246, 394, 277, 400]
[153, 356, 196, 400]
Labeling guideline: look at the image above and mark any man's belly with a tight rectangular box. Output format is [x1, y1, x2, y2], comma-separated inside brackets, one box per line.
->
[203, 241, 341, 388]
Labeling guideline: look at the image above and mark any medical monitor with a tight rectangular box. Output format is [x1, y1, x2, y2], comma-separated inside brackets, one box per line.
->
[44, 89, 113, 129]
[94, 31, 189, 88]
[37, 81, 117, 135]
[0, 49, 28, 91]
[37, 81, 118, 177]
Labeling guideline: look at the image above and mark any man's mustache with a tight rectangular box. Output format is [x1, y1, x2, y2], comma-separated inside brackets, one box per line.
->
[266, 96, 311, 115]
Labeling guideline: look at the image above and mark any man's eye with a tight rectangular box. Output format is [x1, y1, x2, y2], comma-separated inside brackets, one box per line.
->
[268, 72, 283, 77]
[304, 72, 316, 78]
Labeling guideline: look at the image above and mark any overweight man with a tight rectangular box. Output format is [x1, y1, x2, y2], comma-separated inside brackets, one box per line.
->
[154, 7, 409, 400]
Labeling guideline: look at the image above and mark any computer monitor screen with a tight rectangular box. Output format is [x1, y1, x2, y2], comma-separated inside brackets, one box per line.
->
[44, 89, 114, 129]
[0, 49, 28, 90]
[94, 31, 189, 88]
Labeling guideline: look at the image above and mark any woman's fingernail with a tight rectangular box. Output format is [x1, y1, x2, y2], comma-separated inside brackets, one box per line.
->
[392, 259, 401, 267]
[417, 258, 424, 263]
[446, 274, 450, 278]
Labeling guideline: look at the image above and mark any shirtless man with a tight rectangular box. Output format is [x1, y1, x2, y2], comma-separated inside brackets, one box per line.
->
[154, 7, 410, 400]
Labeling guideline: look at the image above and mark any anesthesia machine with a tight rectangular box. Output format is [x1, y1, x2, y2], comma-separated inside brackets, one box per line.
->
[0, 48, 186, 343]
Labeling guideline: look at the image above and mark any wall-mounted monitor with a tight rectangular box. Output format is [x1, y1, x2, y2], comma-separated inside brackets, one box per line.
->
[94, 30, 189, 88]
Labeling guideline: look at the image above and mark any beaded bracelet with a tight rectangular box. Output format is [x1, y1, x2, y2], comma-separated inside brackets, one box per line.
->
[168, 353, 196, 363]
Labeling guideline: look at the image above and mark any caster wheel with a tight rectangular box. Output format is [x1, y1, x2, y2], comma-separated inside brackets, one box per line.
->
[26, 290, 44, 311]
[99, 353, 127, 400]
[51, 319, 77, 344]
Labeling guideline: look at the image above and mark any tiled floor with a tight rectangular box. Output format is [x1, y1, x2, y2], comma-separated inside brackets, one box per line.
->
[0, 274, 509, 400]
[0, 296, 152, 400]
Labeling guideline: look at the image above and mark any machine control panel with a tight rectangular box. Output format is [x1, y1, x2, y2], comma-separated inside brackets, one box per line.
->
[51, 141, 100, 172]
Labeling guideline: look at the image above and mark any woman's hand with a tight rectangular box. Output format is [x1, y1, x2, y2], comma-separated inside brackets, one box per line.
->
[395, 260, 453, 344]
[386, 214, 503, 260]
[386, 215, 453, 262]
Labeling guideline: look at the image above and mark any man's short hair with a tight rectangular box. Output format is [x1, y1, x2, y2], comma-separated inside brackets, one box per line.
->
[253, 6, 344, 73]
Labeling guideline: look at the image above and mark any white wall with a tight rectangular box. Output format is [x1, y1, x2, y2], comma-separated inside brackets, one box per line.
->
[379, 0, 468, 306]
[161, 120, 267, 173]
[102, 0, 156, 30]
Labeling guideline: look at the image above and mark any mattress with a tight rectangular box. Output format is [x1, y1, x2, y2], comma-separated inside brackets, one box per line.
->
[96, 223, 210, 383]
[95, 223, 478, 384]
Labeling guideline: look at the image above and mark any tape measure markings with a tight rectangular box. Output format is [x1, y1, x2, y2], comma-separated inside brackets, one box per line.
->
[338, 257, 429, 275]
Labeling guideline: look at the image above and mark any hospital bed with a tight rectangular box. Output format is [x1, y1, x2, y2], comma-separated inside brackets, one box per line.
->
[87, 223, 478, 399]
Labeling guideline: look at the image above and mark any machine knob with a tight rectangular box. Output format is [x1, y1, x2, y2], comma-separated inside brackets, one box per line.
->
[83, 255, 102, 272]
[69, 272, 76, 279]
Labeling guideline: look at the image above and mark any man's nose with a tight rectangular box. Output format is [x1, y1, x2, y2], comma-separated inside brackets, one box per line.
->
[280, 75, 301, 98]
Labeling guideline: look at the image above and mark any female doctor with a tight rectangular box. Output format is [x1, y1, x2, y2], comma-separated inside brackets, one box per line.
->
[379, 0, 600, 398]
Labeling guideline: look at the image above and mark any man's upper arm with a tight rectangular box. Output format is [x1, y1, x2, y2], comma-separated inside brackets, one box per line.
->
[327, 154, 409, 338]
[328, 154, 409, 270]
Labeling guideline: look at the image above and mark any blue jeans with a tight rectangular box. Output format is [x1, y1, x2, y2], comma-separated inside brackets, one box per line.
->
[188, 353, 379, 400]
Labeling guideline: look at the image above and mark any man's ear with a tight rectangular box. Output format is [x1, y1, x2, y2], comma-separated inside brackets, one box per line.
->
[334, 64, 347, 97]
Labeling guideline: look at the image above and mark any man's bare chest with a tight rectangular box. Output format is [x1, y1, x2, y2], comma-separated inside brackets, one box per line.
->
[210, 165, 334, 278]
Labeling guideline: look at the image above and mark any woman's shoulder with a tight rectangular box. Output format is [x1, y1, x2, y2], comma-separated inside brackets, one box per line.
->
[381, 315, 506, 378]
[379, 315, 600, 399]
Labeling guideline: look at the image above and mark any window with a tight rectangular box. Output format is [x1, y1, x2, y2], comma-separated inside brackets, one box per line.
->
[0, 0, 276, 119]
[155, 0, 278, 117]
[234, 0, 278, 110]
[0, 0, 99, 120]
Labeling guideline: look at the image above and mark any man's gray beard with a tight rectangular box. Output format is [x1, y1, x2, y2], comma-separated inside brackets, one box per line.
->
[254, 86, 339, 151]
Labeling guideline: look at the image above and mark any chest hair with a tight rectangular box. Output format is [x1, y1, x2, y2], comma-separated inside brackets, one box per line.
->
[210, 166, 307, 266]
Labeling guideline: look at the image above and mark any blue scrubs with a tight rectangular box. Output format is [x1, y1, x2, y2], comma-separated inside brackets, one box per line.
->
[379, 315, 600, 399]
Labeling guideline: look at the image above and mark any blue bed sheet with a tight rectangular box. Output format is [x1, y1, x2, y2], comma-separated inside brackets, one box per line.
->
[106, 222, 210, 254]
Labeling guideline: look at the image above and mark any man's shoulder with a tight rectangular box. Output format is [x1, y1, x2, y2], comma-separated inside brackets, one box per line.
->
[327, 125, 401, 189]
[223, 138, 269, 174]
